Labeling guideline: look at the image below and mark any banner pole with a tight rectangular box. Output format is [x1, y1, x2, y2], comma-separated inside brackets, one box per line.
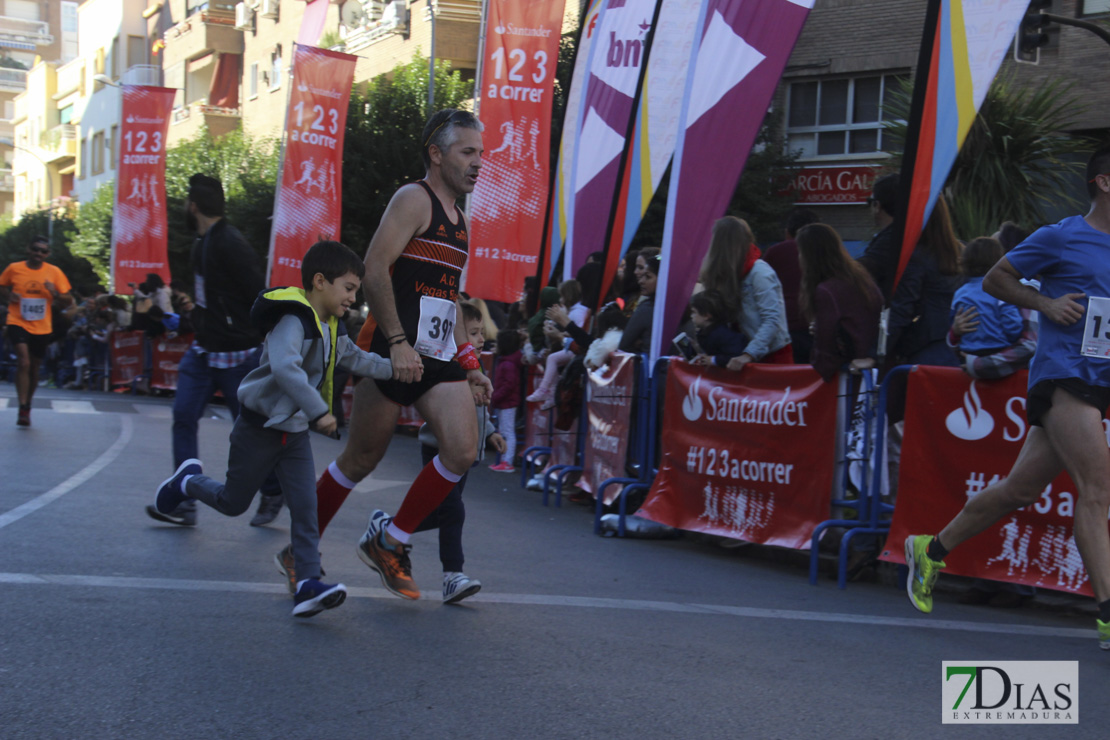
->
[265, 43, 300, 287]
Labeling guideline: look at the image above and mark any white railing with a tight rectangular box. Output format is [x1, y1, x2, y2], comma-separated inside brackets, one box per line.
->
[0, 15, 52, 42]
[426, 0, 481, 22]
[55, 58, 85, 97]
[0, 68, 27, 91]
[122, 64, 162, 86]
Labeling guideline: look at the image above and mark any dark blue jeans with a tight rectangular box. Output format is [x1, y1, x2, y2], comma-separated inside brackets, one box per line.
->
[172, 346, 280, 497]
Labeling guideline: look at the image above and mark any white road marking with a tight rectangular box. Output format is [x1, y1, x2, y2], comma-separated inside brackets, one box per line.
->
[52, 400, 97, 414]
[0, 571, 1094, 641]
[0, 415, 133, 530]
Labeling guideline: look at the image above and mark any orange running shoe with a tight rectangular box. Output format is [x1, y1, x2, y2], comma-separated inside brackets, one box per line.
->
[357, 510, 420, 600]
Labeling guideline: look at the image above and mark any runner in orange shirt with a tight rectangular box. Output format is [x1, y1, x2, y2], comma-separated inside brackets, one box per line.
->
[0, 236, 73, 426]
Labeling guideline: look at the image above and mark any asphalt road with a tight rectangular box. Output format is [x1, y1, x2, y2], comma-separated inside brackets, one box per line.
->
[1, 384, 1107, 739]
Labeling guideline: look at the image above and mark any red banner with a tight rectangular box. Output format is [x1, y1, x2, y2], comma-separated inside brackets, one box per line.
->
[268, 44, 357, 287]
[579, 352, 636, 501]
[881, 366, 1107, 596]
[109, 331, 144, 387]
[465, 0, 565, 302]
[111, 85, 176, 292]
[150, 333, 193, 390]
[637, 362, 838, 548]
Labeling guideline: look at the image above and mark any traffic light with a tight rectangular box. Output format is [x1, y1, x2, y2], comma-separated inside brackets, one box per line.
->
[1016, 1, 1053, 64]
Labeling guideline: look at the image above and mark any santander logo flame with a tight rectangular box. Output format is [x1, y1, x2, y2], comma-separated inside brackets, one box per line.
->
[683, 376, 704, 422]
[945, 381, 994, 441]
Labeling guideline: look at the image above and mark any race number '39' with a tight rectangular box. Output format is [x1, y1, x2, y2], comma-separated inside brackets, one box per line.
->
[413, 296, 458, 360]
[1081, 296, 1110, 358]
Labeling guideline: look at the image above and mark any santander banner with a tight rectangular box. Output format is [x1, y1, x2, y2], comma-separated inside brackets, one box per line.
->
[268, 44, 357, 288]
[111, 85, 176, 292]
[579, 352, 637, 500]
[466, 0, 565, 302]
[566, 0, 659, 280]
[882, 367, 1106, 596]
[637, 362, 837, 547]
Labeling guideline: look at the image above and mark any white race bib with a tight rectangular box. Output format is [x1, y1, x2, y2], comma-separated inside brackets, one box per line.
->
[20, 297, 47, 322]
[412, 296, 458, 360]
[1081, 296, 1110, 358]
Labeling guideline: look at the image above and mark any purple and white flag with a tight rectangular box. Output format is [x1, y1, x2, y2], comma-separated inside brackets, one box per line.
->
[565, 0, 660, 280]
[650, 0, 813, 361]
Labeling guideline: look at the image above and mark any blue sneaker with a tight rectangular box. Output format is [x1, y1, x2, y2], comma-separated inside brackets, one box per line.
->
[292, 579, 347, 618]
[154, 459, 202, 516]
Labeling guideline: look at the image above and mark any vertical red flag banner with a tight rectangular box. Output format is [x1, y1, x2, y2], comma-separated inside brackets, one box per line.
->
[881, 367, 1106, 596]
[578, 352, 636, 500]
[111, 85, 176, 292]
[466, 0, 566, 303]
[268, 44, 357, 288]
[637, 362, 837, 548]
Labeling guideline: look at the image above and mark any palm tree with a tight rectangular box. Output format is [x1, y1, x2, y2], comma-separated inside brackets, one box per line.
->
[885, 73, 1092, 239]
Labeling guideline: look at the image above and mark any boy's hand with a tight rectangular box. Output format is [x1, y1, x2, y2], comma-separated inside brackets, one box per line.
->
[489, 432, 507, 454]
[314, 413, 338, 437]
[468, 369, 492, 406]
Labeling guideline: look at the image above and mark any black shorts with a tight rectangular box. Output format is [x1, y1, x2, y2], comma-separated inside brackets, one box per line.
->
[374, 356, 467, 407]
[1026, 378, 1110, 428]
[5, 325, 51, 358]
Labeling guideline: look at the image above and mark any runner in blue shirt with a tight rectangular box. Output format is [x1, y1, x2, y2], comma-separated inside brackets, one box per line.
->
[904, 147, 1110, 651]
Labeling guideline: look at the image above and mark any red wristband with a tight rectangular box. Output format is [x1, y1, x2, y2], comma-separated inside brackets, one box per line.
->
[455, 343, 481, 371]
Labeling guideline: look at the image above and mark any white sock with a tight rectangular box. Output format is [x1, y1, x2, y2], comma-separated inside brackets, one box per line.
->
[296, 579, 310, 591]
[385, 521, 411, 544]
[328, 460, 358, 490]
[180, 475, 194, 493]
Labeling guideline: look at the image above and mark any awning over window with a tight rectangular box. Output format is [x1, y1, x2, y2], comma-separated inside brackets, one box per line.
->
[208, 53, 240, 110]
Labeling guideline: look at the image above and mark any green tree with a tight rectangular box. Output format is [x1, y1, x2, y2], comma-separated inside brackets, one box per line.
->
[67, 184, 114, 285]
[884, 73, 1092, 239]
[341, 53, 474, 252]
[164, 126, 281, 285]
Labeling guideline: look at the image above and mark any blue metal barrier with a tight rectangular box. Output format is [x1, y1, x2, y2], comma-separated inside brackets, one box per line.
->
[599, 356, 667, 536]
[809, 366, 907, 588]
[593, 354, 649, 534]
[541, 379, 593, 507]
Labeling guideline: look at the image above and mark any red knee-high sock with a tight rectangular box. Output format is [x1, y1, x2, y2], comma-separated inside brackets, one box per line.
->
[317, 462, 356, 535]
[391, 455, 463, 536]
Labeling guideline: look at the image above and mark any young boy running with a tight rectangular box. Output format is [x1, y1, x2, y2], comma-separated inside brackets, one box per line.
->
[152, 241, 392, 617]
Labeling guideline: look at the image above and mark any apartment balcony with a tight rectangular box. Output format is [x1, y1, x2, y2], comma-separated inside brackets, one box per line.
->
[38, 124, 78, 163]
[0, 167, 12, 193]
[121, 64, 162, 86]
[0, 67, 26, 93]
[0, 15, 53, 51]
[162, 8, 243, 69]
[54, 58, 85, 99]
[170, 100, 241, 141]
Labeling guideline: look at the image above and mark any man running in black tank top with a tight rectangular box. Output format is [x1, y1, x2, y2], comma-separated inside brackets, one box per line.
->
[292, 109, 491, 602]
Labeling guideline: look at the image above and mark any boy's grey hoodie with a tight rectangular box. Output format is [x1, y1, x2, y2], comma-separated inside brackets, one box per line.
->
[238, 287, 391, 433]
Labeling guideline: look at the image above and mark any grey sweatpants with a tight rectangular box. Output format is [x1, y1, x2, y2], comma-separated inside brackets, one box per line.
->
[185, 417, 321, 580]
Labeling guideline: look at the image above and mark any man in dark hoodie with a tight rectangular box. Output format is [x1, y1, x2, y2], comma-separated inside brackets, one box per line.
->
[146, 173, 283, 527]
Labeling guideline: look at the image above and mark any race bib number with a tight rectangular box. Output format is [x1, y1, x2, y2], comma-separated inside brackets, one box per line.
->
[20, 297, 47, 322]
[1082, 296, 1110, 358]
[413, 296, 457, 360]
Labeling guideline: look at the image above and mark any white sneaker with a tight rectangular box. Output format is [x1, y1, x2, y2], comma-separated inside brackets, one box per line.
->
[443, 572, 481, 604]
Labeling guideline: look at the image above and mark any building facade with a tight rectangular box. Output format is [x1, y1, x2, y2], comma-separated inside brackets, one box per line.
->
[1, 0, 78, 218]
[777, 0, 1110, 244]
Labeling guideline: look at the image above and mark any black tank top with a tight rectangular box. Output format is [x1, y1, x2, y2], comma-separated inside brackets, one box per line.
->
[361, 180, 469, 353]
